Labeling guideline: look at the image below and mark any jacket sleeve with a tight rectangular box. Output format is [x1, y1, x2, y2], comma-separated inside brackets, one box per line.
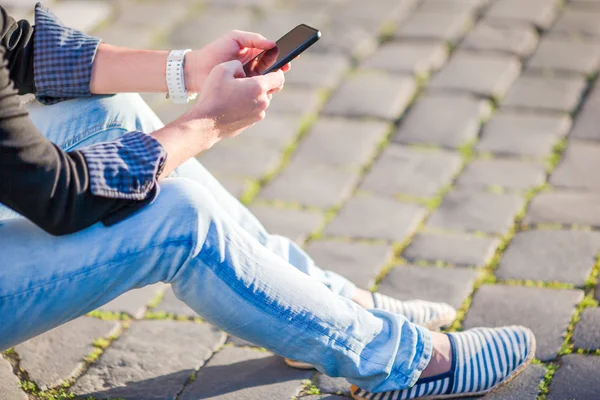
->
[0, 6, 167, 236]
[0, 5, 35, 95]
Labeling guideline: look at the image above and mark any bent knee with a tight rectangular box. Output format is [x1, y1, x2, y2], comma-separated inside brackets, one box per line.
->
[28, 94, 164, 149]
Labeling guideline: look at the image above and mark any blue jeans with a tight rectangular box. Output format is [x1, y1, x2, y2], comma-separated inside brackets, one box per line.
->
[0, 94, 431, 392]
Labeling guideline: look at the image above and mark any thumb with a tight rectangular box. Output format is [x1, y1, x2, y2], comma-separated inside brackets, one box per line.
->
[217, 60, 246, 78]
[254, 69, 285, 91]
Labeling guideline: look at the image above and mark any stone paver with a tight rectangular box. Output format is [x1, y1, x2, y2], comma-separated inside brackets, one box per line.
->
[359, 145, 462, 198]
[268, 87, 323, 116]
[323, 71, 417, 120]
[197, 137, 283, 180]
[428, 51, 521, 98]
[485, 0, 560, 28]
[461, 21, 539, 57]
[525, 191, 600, 227]
[403, 232, 500, 267]
[547, 355, 600, 400]
[378, 265, 479, 309]
[292, 118, 389, 169]
[179, 347, 312, 400]
[393, 92, 491, 148]
[168, 8, 254, 48]
[550, 142, 600, 192]
[476, 112, 571, 158]
[72, 321, 226, 399]
[51, 0, 112, 33]
[394, 10, 473, 42]
[311, 20, 378, 58]
[97, 284, 165, 319]
[551, 8, 600, 37]
[259, 162, 359, 209]
[152, 286, 197, 318]
[496, 230, 600, 286]
[481, 364, 546, 400]
[305, 240, 393, 288]
[571, 84, 600, 141]
[573, 308, 600, 350]
[456, 158, 546, 190]
[426, 190, 525, 234]
[324, 195, 427, 241]
[0, 358, 27, 400]
[463, 285, 583, 361]
[362, 41, 449, 76]
[316, 373, 351, 397]
[14, 317, 118, 390]
[242, 113, 304, 148]
[285, 53, 350, 88]
[303, 395, 349, 400]
[527, 37, 600, 75]
[249, 204, 323, 244]
[502, 74, 587, 112]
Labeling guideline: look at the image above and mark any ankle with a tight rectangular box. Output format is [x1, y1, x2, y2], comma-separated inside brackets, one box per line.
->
[351, 289, 375, 309]
[420, 332, 452, 379]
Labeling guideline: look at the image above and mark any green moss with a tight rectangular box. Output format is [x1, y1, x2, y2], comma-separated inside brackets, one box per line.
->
[86, 310, 129, 321]
[378, 20, 397, 42]
[146, 291, 165, 309]
[545, 138, 567, 172]
[537, 362, 557, 400]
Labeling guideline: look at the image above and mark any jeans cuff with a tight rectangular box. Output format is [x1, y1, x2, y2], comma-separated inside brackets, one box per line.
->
[338, 280, 357, 300]
[410, 325, 434, 386]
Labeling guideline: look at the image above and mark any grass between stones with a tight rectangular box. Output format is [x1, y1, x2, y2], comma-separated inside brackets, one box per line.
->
[239, 111, 320, 206]
[1, 325, 126, 400]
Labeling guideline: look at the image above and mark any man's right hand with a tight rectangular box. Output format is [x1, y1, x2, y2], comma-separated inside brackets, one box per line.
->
[152, 60, 284, 179]
[181, 60, 284, 142]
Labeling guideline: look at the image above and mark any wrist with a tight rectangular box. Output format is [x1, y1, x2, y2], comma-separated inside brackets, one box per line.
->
[183, 50, 204, 93]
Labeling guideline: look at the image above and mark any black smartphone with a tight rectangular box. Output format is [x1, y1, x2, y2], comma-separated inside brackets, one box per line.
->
[243, 24, 321, 76]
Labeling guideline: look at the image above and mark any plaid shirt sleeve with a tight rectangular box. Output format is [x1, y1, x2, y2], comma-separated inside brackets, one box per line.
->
[33, 3, 101, 105]
[79, 131, 167, 201]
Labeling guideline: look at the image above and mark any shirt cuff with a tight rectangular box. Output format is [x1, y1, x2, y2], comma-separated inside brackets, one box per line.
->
[79, 131, 167, 201]
[33, 2, 101, 105]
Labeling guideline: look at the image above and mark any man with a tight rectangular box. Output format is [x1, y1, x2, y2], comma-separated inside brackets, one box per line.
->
[0, 4, 535, 399]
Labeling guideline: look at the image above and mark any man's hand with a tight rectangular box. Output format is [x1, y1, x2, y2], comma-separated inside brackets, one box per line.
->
[152, 60, 285, 176]
[185, 30, 290, 92]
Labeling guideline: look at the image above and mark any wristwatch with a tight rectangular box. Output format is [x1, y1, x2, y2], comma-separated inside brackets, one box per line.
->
[166, 49, 198, 104]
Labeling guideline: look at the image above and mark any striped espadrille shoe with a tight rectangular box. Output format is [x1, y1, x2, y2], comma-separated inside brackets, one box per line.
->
[285, 293, 457, 370]
[372, 293, 456, 331]
[351, 326, 536, 400]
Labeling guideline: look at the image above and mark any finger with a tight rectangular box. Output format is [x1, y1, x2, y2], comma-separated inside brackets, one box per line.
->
[281, 63, 291, 73]
[218, 60, 246, 78]
[254, 69, 285, 92]
[229, 30, 275, 49]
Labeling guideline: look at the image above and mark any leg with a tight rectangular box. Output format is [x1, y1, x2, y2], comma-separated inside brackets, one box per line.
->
[5, 94, 357, 298]
[9, 94, 454, 327]
[0, 178, 431, 392]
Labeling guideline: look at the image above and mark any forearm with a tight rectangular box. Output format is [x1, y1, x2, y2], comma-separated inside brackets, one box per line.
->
[151, 117, 219, 179]
[90, 43, 199, 95]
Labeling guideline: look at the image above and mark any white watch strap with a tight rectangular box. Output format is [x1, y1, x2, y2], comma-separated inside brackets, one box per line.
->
[166, 49, 197, 104]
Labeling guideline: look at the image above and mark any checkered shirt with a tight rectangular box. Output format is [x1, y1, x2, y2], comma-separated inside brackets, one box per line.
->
[32, 3, 167, 202]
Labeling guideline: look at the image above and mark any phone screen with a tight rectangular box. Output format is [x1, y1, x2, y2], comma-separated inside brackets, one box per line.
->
[244, 25, 319, 76]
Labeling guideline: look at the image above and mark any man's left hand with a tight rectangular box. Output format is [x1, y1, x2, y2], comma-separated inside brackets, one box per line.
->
[185, 30, 291, 92]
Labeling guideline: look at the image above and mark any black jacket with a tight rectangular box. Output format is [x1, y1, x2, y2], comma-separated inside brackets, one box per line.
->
[0, 6, 143, 236]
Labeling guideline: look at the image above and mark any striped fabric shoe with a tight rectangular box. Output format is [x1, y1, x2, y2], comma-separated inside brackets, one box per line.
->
[351, 326, 536, 400]
[372, 293, 456, 331]
[284, 293, 457, 370]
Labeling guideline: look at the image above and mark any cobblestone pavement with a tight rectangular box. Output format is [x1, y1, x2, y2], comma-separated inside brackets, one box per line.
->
[3, 0, 600, 399]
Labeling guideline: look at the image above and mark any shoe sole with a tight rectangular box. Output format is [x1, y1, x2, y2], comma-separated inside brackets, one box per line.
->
[284, 311, 459, 371]
[351, 334, 537, 400]
[284, 358, 315, 369]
